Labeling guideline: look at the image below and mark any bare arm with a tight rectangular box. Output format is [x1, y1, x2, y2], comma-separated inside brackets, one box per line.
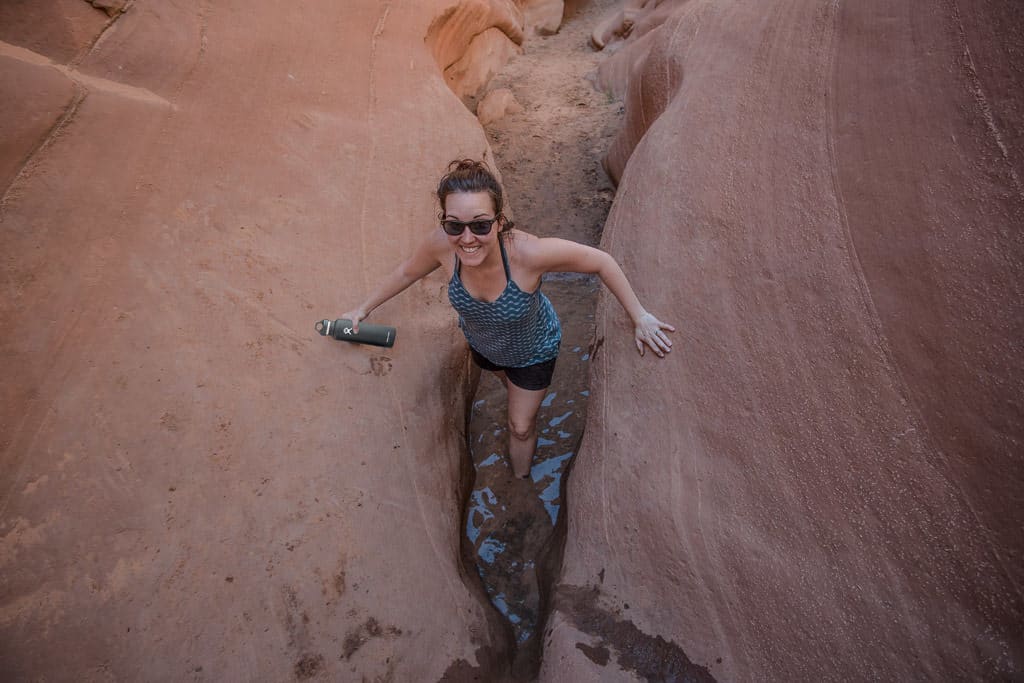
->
[341, 230, 445, 332]
[526, 237, 676, 357]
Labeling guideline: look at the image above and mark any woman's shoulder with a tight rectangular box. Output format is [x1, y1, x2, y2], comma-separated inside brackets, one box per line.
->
[503, 228, 541, 254]
[505, 230, 573, 258]
[504, 227, 538, 241]
[504, 229, 540, 259]
[504, 229, 567, 274]
[505, 230, 600, 275]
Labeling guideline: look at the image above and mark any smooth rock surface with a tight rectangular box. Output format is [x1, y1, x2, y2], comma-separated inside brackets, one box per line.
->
[543, 1, 1023, 680]
[589, 0, 652, 49]
[427, 0, 525, 103]
[445, 27, 523, 107]
[477, 87, 524, 126]
[596, 0, 693, 183]
[521, 0, 565, 35]
[0, 47, 80, 191]
[0, 1, 522, 680]
[0, 0, 109, 64]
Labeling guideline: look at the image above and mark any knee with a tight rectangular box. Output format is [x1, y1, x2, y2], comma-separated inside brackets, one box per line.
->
[508, 418, 536, 442]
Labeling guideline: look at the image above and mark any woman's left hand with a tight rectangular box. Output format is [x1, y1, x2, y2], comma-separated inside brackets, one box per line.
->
[634, 312, 676, 358]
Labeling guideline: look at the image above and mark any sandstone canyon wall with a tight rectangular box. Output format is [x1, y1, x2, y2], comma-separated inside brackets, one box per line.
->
[543, 1, 1022, 681]
[5, 0, 1022, 680]
[0, 1, 537, 679]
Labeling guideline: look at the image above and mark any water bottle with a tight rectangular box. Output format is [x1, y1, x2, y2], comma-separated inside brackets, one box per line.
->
[315, 318, 396, 348]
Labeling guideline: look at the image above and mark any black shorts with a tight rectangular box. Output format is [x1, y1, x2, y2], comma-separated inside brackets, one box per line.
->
[470, 348, 557, 391]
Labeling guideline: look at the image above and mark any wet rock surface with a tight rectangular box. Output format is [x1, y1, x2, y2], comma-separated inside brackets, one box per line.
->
[554, 584, 716, 682]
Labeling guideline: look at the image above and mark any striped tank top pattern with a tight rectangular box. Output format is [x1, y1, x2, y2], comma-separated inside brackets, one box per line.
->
[447, 236, 561, 367]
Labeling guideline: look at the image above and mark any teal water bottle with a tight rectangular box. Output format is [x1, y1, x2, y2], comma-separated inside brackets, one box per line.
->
[315, 318, 396, 348]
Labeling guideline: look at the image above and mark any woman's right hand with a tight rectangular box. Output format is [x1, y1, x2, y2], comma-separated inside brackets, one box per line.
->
[634, 311, 675, 358]
[340, 308, 367, 333]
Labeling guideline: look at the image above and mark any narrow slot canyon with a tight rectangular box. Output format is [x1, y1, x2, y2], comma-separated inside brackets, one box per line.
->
[2, 1, 1021, 681]
[454, 1, 623, 678]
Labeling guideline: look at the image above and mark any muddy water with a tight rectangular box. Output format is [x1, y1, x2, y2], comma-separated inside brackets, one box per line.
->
[461, 0, 623, 674]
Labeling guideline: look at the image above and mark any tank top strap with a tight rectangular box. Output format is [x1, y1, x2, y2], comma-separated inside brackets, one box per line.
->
[498, 235, 512, 283]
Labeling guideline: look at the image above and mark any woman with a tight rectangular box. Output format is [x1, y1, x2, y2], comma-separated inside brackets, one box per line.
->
[342, 160, 674, 478]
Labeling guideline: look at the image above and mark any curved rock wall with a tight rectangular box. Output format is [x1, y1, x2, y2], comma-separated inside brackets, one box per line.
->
[426, 0, 577, 109]
[427, 0, 525, 107]
[599, 0, 691, 185]
[1, 1, 519, 679]
[543, 1, 1023, 680]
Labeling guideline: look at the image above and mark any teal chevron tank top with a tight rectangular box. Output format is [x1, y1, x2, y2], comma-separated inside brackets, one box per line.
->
[448, 236, 561, 367]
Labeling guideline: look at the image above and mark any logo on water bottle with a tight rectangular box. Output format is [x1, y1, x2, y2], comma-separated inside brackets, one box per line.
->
[343, 327, 354, 335]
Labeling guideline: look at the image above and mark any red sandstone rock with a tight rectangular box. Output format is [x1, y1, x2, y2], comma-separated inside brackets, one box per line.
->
[0, 0, 109, 64]
[444, 27, 523, 106]
[427, 0, 525, 98]
[594, 0, 693, 183]
[590, 0, 643, 49]
[477, 87, 524, 126]
[520, 0, 565, 35]
[0, 1, 521, 679]
[86, 0, 129, 17]
[0, 45, 80, 191]
[543, 1, 1023, 680]
[589, 0, 680, 54]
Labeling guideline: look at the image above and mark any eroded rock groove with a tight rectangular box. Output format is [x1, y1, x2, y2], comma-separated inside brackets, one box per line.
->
[455, 0, 625, 677]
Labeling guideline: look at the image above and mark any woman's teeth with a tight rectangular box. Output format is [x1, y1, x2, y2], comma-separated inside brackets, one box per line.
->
[461, 245, 480, 253]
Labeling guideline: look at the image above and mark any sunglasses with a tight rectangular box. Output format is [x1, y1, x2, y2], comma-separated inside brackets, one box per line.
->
[440, 217, 498, 236]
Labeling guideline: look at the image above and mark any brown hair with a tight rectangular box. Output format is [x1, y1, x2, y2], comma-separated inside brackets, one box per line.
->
[436, 159, 514, 232]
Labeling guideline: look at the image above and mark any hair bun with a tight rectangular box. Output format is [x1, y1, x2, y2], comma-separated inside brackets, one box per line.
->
[449, 158, 489, 173]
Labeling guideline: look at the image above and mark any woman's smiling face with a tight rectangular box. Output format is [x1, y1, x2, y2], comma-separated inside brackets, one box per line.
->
[443, 191, 500, 267]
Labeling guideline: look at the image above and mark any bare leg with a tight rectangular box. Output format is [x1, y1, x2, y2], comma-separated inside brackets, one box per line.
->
[504, 380, 547, 478]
